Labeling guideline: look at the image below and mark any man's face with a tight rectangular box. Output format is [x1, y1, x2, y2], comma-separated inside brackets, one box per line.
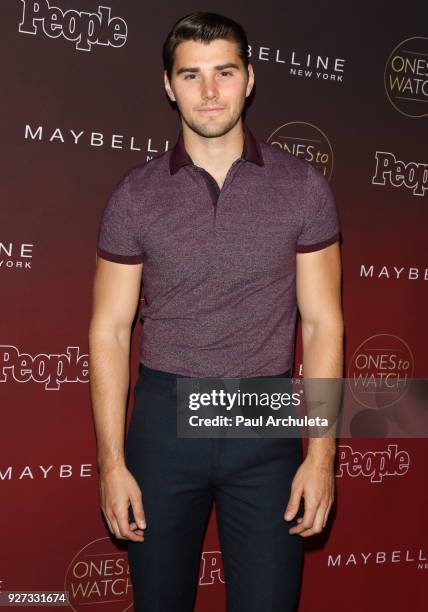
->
[164, 38, 254, 138]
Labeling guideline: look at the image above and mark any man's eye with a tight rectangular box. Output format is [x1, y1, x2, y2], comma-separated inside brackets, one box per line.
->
[220, 71, 232, 77]
[184, 74, 197, 80]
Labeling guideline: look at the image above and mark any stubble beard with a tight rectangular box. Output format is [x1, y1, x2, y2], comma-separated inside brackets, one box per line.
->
[179, 97, 246, 139]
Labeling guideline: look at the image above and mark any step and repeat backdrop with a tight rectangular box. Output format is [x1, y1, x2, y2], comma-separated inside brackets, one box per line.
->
[1, 1, 427, 610]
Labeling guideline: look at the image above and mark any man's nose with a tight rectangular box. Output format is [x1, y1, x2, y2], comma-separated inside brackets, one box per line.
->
[201, 76, 219, 100]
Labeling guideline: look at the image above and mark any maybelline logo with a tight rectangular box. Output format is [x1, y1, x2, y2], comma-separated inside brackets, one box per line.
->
[24, 124, 169, 159]
[372, 151, 428, 196]
[328, 549, 427, 568]
[248, 44, 345, 82]
[1, 242, 33, 269]
[18, 0, 127, 52]
[336, 444, 410, 483]
[360, 265, 428, 281]
[0, 345, 88, 390]
[0, 464, 93, 480]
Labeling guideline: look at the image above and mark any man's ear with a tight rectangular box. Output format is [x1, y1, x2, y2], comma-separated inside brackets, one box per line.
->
[245, 63, 255, 98]
[164, 70, 176, 102]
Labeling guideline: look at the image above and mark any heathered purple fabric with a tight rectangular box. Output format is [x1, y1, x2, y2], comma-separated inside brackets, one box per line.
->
[96, 124, 341, 377]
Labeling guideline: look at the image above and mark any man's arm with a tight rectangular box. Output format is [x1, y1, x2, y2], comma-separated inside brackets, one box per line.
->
[284, 240, 344, 536]
[296, 240, 344, 460]
[89, 256, 146, 541]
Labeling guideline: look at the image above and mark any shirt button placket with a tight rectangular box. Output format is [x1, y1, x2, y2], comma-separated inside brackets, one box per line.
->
[194, 159, 243, 233]
[193, 167, 220, 231]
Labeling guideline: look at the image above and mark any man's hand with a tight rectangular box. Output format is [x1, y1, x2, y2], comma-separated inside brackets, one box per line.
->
[284, 455, 335, 537]
[99, 464, 147, 542]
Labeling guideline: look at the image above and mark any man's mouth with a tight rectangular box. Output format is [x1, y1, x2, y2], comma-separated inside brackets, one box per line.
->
[197, 107, 224, 113]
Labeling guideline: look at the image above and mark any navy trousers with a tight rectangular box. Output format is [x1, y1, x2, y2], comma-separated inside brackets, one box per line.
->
[125, 363, 304, 612]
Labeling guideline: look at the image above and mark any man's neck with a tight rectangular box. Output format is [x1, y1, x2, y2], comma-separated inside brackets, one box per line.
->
[181, 119, 245, 180]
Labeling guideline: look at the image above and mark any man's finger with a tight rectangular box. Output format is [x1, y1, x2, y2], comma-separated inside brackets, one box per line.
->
[129, 496, 147, 530]
[116, 509, 144, 541]
[298, 504, 326, 537]
[284, 486, 303, 521]
[288, 500, 317, 535]
[322, 500, 333, 528]
[129, 522, 144, 535]
[107, 512, 124, 540]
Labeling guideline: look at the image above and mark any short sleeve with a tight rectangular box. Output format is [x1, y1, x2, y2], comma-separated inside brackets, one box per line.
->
[96, 172, 144, 264]
[296, 163, 342, 253]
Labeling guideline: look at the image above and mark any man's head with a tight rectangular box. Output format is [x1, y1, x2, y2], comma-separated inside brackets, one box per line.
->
[162, 12, 254, 139]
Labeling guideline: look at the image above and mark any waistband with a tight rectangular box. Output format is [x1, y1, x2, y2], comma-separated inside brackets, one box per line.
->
[139, 361, 291, 381]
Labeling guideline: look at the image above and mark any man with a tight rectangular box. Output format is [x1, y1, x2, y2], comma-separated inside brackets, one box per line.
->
[89, 11, 343, 612]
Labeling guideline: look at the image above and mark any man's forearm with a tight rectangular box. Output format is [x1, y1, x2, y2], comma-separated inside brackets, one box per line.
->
[89, 329, 131, 473]
[301, 322, 344, 464]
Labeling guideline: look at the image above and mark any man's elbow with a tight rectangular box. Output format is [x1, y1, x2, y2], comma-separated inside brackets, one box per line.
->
[301, 314, 344, 344]
[89, 316, 133, 347]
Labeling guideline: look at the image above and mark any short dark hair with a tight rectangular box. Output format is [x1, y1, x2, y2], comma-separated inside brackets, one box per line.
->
[162, 12, 249, 80]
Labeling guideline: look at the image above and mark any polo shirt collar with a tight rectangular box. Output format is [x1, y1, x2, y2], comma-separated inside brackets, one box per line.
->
[169, 122, 264, 175]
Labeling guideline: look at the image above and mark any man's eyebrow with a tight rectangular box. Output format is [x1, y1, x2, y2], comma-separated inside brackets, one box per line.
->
[175, 62, 240, 75]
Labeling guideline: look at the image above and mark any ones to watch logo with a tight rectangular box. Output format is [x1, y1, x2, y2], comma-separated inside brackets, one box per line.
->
[384, 36, 428, 118]
[64, 537, 132, 612]
[18, 0, 127, 52]
[267, 121, 334, 180]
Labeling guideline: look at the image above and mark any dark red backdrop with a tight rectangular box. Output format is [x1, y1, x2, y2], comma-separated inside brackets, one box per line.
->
[1, 1, 427, 610]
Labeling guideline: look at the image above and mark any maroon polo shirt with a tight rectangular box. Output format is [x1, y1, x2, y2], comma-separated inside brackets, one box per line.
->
[96, 123, 341, 377]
